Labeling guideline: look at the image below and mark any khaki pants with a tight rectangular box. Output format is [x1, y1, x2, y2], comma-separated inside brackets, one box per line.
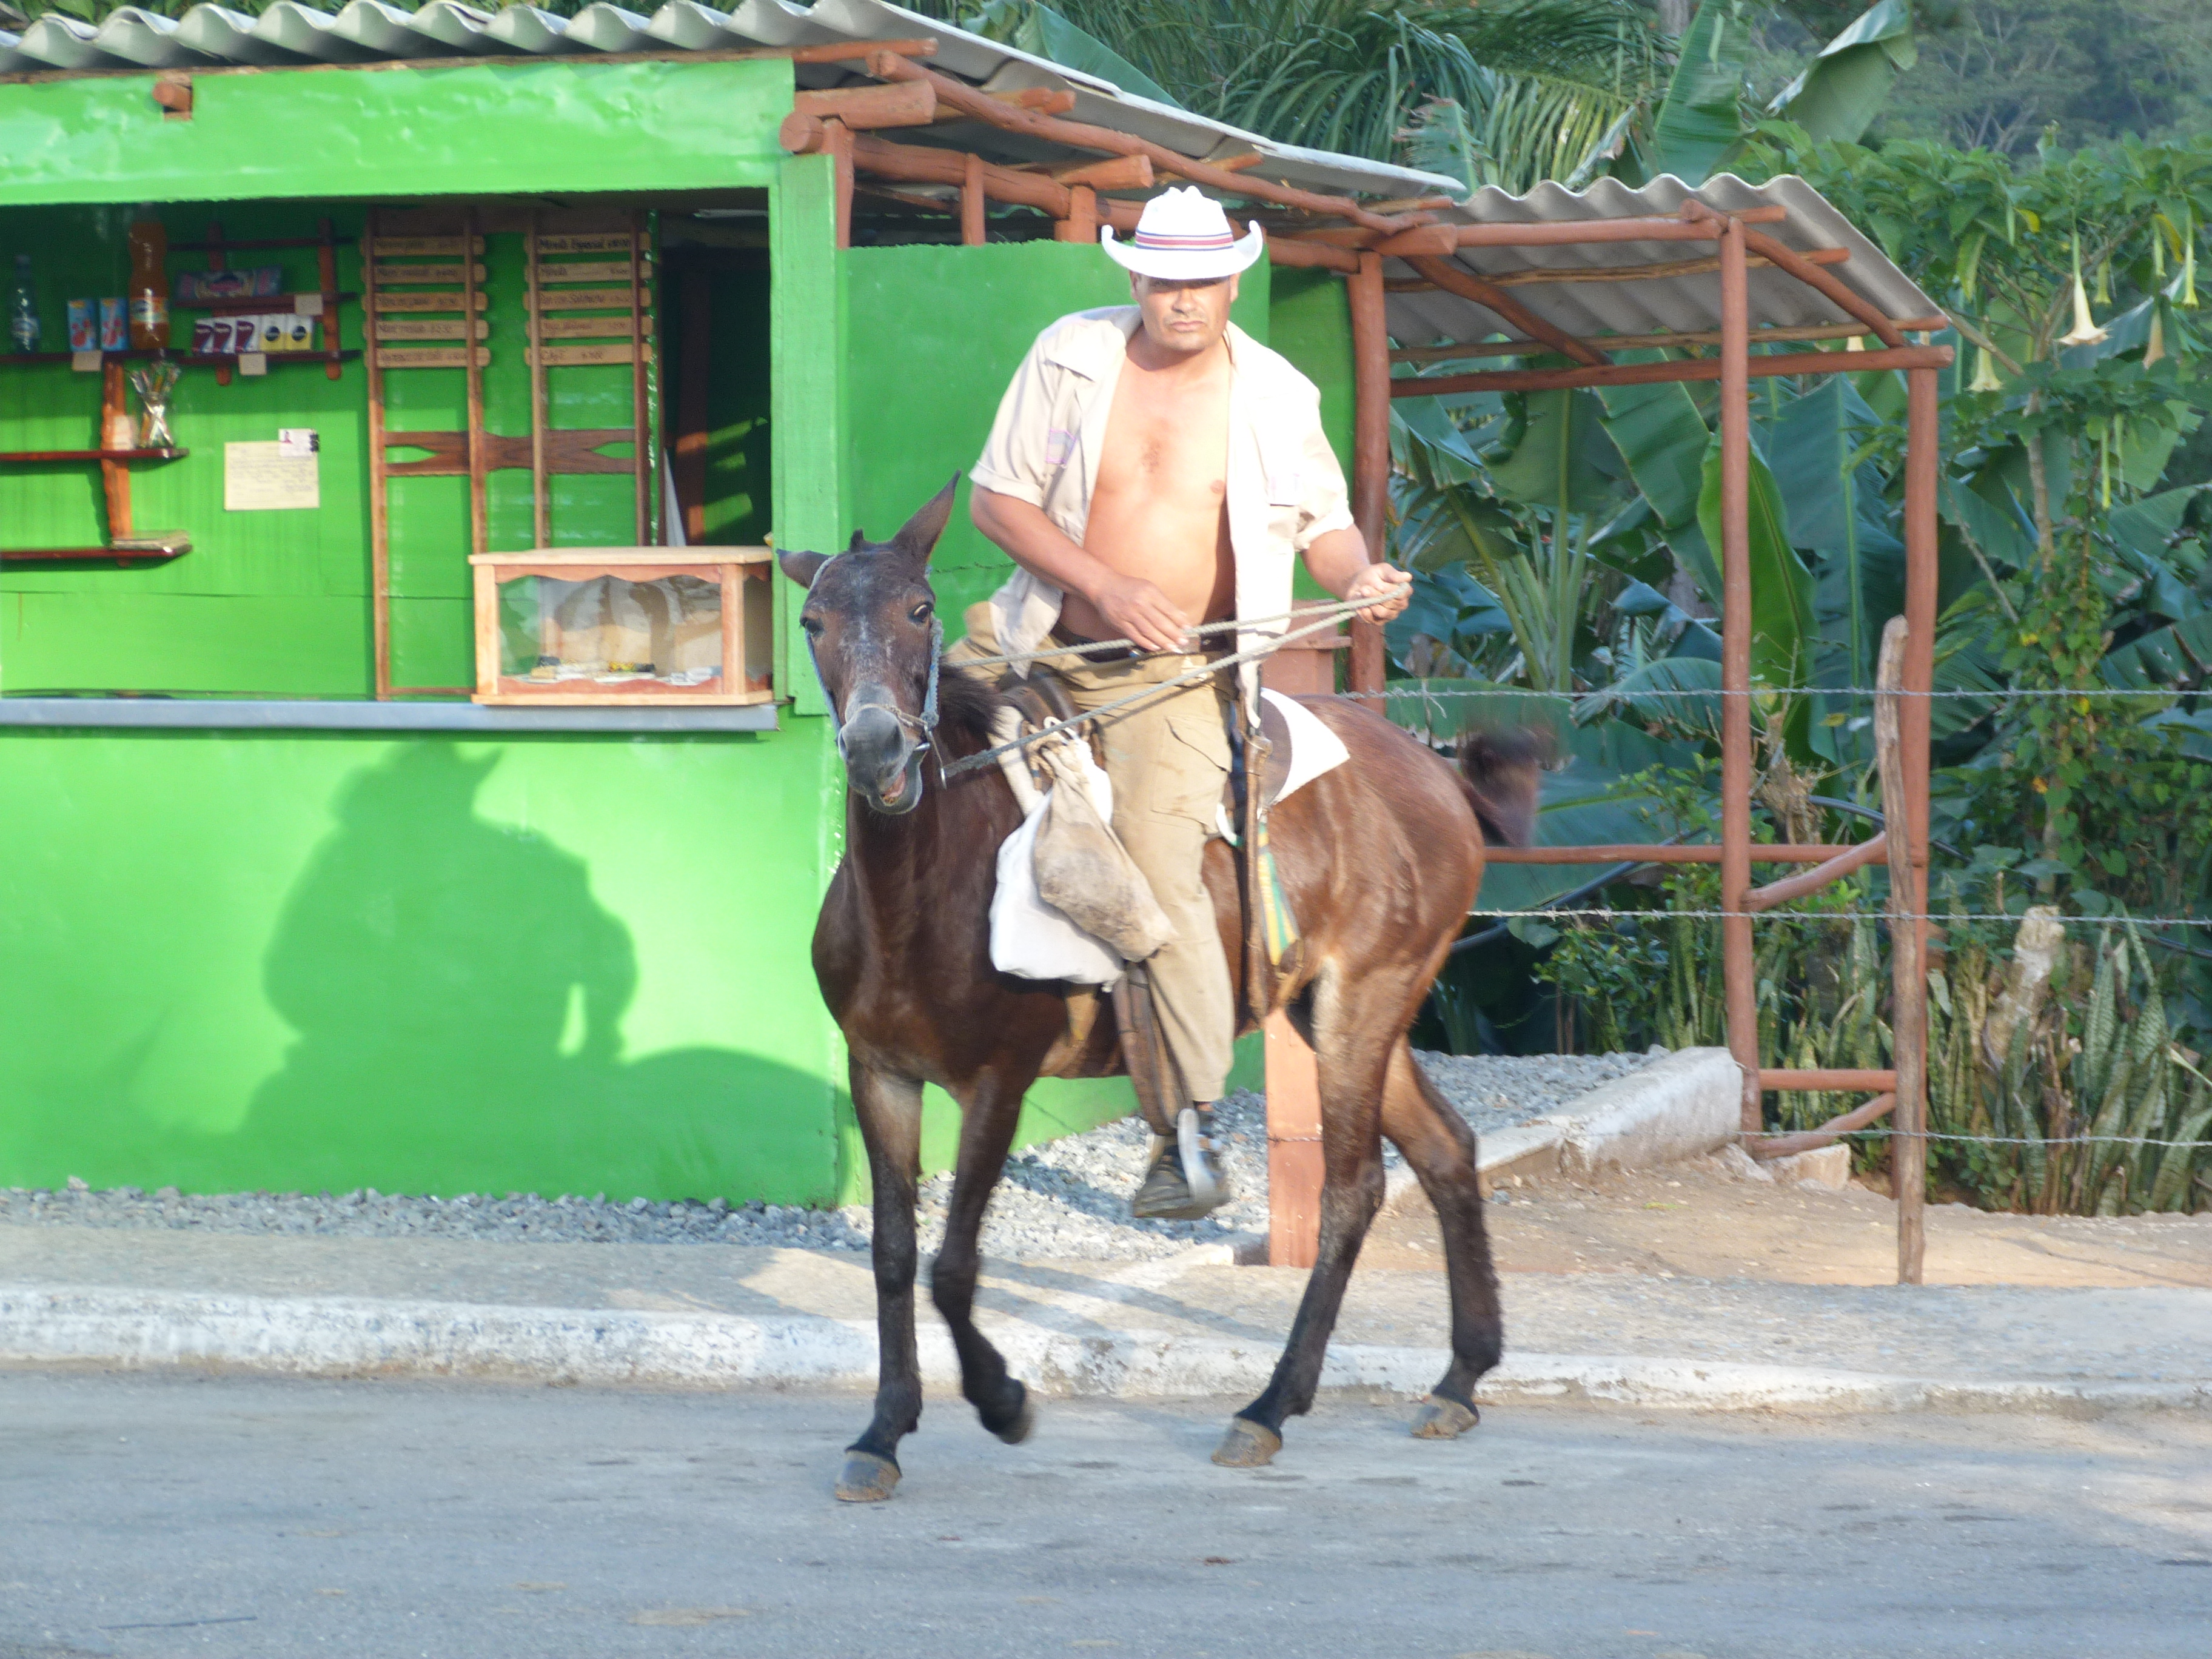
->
[952, 603, 1235, 1104]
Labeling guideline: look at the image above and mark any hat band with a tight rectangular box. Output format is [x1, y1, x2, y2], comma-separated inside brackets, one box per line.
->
[1132, 230, 1237, 250]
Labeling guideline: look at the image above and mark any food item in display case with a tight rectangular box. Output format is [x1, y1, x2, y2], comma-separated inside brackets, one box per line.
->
[66, 298, 95, 350]
[173, 266, 283, 304]
[9, 253, 39, 352]
[99, 297, 127, 351]
[127, 217, 170, 349]
[502, 574, 725, 688]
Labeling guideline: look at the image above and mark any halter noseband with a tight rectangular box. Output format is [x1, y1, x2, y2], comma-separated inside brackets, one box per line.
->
[809, 614, 943, 760]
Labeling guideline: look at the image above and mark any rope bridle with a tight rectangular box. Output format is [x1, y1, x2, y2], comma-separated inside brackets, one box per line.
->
[808, 614, 944, 763]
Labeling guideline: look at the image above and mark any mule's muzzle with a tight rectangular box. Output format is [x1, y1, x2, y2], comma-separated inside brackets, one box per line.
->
[838, 703, 928, 816]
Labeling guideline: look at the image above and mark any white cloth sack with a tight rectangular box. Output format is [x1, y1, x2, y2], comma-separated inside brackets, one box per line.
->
[989, 736, 1128, 987]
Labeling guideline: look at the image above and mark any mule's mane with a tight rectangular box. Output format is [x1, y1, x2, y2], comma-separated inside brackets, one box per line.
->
[931, 657, 1009, 760]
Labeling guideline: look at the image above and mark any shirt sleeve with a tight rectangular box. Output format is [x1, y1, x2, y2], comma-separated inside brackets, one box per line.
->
[1292, 400, 1355, 552]
[969, 333, 1058, 508]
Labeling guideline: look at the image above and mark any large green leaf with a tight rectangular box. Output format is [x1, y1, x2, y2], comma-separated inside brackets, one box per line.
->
[2100, 612, 2212, 689]
[1483, 390, 1623, 512]
[1695, 431, 1818, 692]
[1572, 654, 1724, 741]
[1649, 0, 1751, 184]
[1595, 377, 1709, 531]
[1766, 0, 1915, 147]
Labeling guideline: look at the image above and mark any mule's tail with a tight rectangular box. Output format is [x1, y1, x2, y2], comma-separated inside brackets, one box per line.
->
[1455, 727, 1547, 849]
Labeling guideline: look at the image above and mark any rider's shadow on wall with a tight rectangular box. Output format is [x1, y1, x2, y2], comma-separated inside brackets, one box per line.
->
[241, 742, 821, 1200]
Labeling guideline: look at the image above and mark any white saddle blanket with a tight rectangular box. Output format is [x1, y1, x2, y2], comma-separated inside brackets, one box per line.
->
[990, 691, 1351, 987]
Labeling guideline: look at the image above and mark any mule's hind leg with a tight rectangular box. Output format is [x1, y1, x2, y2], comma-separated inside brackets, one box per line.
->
[1379, 1037, 1503, 1438]
[1214, 977, 1392, 1468]
[838, 1063, 925, 1503]
[930, 1069, 1036, 1444]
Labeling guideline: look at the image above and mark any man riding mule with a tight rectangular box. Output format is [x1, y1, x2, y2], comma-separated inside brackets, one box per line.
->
[778, 190, 1542, 1503]
[957, 187, 1413, 1221]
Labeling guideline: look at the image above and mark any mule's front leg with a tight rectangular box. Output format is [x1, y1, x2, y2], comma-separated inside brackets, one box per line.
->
[838, 1064, 924, 1503]
[930, 1070, 1034, 1444]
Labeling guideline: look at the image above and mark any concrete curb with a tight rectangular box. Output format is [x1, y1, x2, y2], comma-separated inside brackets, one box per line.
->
[1384, 1047, 1741, 1218]
[6, 1284, 2205, 1416]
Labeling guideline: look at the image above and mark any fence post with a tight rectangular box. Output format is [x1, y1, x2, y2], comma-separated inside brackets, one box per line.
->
[1875, 617, 1927, 1284]
[1716, 220, 1761, 1134]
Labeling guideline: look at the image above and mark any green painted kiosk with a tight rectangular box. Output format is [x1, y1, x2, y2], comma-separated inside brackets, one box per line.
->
[0, 0, 1449, 1205]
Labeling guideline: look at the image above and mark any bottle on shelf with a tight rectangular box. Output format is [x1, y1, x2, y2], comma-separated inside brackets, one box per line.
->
[127, 215, 169, 350]
[8, 252, 39, 354]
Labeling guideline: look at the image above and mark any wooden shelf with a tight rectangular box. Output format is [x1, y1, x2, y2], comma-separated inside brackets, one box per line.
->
[2, 350, 357, 369]
[184, 292, 357, 316]
[0, 447, 187, 463]
[2, 543, 190, 565]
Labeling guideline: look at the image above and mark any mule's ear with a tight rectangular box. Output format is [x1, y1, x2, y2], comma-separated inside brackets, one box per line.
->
[889, 473, 962, 568]
[849, 528, 869, 551]
[778, 548, 830, 590]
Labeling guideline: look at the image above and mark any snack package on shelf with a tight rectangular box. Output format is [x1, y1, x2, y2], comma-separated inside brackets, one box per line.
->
[174, 266, 284, 304]
[190, 312, 317, 356]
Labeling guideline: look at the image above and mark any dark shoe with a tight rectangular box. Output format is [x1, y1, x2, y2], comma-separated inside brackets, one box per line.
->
[1131, 1107, 1230, 1221]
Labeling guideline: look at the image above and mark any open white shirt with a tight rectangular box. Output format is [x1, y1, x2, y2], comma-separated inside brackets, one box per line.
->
[968, 306, 1354, 698]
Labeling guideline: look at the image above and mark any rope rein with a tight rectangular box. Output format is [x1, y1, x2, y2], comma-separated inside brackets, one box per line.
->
[949, 597, 1371, 674]
[937, 601, 1369, 780]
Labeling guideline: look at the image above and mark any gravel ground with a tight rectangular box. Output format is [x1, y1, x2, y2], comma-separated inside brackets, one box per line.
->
[0, 1050, 1655, 1262]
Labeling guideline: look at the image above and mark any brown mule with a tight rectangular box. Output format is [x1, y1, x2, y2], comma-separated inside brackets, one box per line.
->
[780, 480, 1540, 1501]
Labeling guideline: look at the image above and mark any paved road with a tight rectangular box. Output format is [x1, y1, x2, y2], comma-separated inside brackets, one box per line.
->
[4, 1369, 2209, 1659]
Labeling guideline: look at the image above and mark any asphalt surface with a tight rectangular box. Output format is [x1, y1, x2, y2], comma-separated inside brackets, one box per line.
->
[4, 1370, 2210, 1659]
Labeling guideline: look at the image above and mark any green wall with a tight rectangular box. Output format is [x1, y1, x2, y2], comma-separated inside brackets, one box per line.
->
[0, 723, 848, 1203]
[0, 60, 791, 207]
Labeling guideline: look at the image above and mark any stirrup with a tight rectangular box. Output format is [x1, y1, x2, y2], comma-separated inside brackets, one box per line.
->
[1131, 1107, 1230, 1221]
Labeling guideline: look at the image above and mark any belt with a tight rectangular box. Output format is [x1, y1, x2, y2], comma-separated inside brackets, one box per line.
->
[1048, 623, 1142, 665]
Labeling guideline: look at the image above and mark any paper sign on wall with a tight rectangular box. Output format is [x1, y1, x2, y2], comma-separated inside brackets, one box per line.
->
[225, 440, 319, 511]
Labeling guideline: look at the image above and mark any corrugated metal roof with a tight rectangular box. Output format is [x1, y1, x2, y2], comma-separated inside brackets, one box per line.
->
[1390, 174, 1944, 352]
[0, 0, 1462, 204]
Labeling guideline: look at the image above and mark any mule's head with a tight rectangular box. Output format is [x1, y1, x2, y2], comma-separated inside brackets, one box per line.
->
[779, 475, 959, 816]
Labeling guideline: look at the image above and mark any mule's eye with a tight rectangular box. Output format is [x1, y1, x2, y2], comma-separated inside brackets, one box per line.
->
[911, 602, 934, 625]
[801, 614, 824, 637]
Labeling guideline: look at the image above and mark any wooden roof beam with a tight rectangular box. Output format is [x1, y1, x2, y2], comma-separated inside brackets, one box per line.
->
[1393, 341, 1954, 397]
[1678, 199, 1905, 349]
[1403, 255, 1606, 367]
[1389, 318, 1951, 363]
[862, 53, 1427, 236]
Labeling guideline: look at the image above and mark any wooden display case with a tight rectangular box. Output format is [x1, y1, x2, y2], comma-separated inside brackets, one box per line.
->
[469, 548, 773, 706]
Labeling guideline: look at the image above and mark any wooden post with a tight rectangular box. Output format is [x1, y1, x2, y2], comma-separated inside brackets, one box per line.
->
[960, 151, 985, 247]
[363, 215, 392, 699]
[527, 209, 549, 549]
[630, 209, 651, 545]
[1718, 220, 1761, 1136]
[462, 206, 488, 560]
[1875, 618, 1926, 1285]
[824, 119, 854, 250]
[98, 361, 131, 541]
[1052, 184, 1097, 243]
[1264, 1011, 1322, 1269]
[1903, 369, 1940, 971]
[1346, 250, 1389, 694]
[315, 216, 341, 381]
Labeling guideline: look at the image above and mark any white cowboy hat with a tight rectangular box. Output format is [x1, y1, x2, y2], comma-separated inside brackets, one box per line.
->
[1101, 185, 1265, 281]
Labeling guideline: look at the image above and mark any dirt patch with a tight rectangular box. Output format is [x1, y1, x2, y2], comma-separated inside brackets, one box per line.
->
[1358, 1157, 2212, 1290]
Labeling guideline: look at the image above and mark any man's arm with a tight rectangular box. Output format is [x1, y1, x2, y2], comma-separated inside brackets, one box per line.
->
[1301, 526, 1410, 625]
[970, 487, 1195, 653]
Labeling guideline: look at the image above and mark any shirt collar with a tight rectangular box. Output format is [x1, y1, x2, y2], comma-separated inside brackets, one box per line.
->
[1042, 307, 1255, 380]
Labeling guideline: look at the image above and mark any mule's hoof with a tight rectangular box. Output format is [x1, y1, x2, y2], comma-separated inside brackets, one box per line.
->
[1409, 1393, 1481, 1440]
[990, 1383, 1036, 1446]
[1210, 1417, 1282, 1469]
[833, 1450, 902, 1503]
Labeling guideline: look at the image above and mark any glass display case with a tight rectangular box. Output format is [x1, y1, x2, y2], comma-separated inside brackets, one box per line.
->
[469, 548, 773, 705]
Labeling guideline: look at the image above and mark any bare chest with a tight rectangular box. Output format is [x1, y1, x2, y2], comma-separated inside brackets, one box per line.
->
[1094, 367, 1232, 500]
